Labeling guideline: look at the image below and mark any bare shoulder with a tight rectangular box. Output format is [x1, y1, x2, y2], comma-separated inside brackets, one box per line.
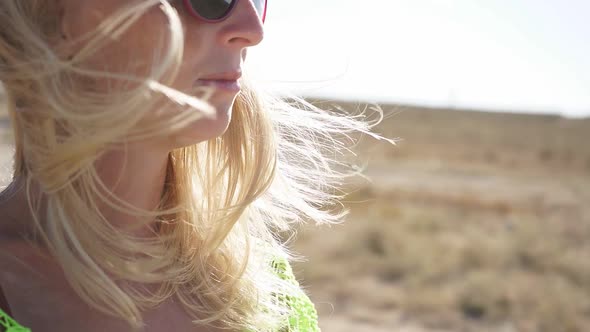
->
[0, 215, 226, 332]
[0, 188, 227, 332]
[0, 240, 220, 331]
[0, 217, 73, 330]
[0, 191, 102, 330]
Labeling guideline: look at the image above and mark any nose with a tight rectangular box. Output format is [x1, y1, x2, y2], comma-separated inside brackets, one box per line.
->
[219, 0, 265, 48]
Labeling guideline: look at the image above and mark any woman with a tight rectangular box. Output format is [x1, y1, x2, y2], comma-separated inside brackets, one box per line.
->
[0, 0, 391, 331]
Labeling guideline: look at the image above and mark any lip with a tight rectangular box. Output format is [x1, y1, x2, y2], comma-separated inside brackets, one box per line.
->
[195, 79, 241, 93]
[199, 71, 242, 81]
[196, 70, 242, 93]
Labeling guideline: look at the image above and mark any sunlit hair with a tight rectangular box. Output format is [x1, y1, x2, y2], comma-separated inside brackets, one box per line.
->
[0, 0, 395, 330]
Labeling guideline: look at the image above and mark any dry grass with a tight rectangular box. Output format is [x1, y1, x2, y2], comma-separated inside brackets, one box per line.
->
[294, 195, 590, 331]
[291, 100, 590, 332]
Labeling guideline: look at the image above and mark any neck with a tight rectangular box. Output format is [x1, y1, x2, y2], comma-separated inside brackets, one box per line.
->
[93, 141, 171, 237]
[0, 141, 171, 240]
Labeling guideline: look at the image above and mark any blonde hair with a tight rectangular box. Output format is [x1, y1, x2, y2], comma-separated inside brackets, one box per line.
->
[0, 0, 395, 330]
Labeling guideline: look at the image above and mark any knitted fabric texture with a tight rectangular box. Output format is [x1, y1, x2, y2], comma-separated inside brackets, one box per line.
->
[0, 308, 30, 331]
[267, 256, 321, 332]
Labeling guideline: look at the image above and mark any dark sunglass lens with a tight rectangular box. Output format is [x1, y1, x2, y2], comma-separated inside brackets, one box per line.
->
[189, 0, 233, 20]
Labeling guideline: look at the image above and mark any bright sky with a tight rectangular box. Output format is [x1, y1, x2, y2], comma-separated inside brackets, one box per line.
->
[245, 0, 590, 118]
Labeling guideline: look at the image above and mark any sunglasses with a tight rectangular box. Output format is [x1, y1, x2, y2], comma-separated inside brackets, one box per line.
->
[182, 0, 267, 23]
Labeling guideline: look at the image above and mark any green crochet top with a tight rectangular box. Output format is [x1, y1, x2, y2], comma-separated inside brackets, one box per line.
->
[0, 256, 320, 332]
[267, 256, 321, 332]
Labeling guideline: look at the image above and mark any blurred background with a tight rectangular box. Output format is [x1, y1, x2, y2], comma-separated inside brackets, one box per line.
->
[245, 1, 590, 331]
[1, 1, 589, 331]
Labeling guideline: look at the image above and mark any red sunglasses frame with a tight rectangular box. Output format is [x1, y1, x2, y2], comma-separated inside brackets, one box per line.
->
[182, 0, 268, 23]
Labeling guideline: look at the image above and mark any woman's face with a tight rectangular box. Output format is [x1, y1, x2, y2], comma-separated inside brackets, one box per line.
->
[58, 0, 264, 148]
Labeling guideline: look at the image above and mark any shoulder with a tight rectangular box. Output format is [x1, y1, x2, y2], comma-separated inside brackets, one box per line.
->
[0, 239, 126, 331]
[0, 226, 225, 332]
[0, 193, 44, 294]
[0, 197, 67, 331]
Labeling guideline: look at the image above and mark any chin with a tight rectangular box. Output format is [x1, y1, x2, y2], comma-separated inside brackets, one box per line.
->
[169, 103, 233, 148]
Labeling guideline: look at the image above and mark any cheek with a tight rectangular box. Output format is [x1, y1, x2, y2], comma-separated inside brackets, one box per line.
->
[64, 1, 209, 93]
[67, 3, 175, 82]
[90, 23, 166, 75]
[64, 2, 221, 135]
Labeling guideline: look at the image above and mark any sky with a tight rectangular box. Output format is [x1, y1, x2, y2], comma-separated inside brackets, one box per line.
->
[245, 0, 590, 118]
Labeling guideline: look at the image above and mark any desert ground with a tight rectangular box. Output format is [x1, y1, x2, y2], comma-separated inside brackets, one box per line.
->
[290, 100, 590, 332]
[2, 98, 590, 332]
